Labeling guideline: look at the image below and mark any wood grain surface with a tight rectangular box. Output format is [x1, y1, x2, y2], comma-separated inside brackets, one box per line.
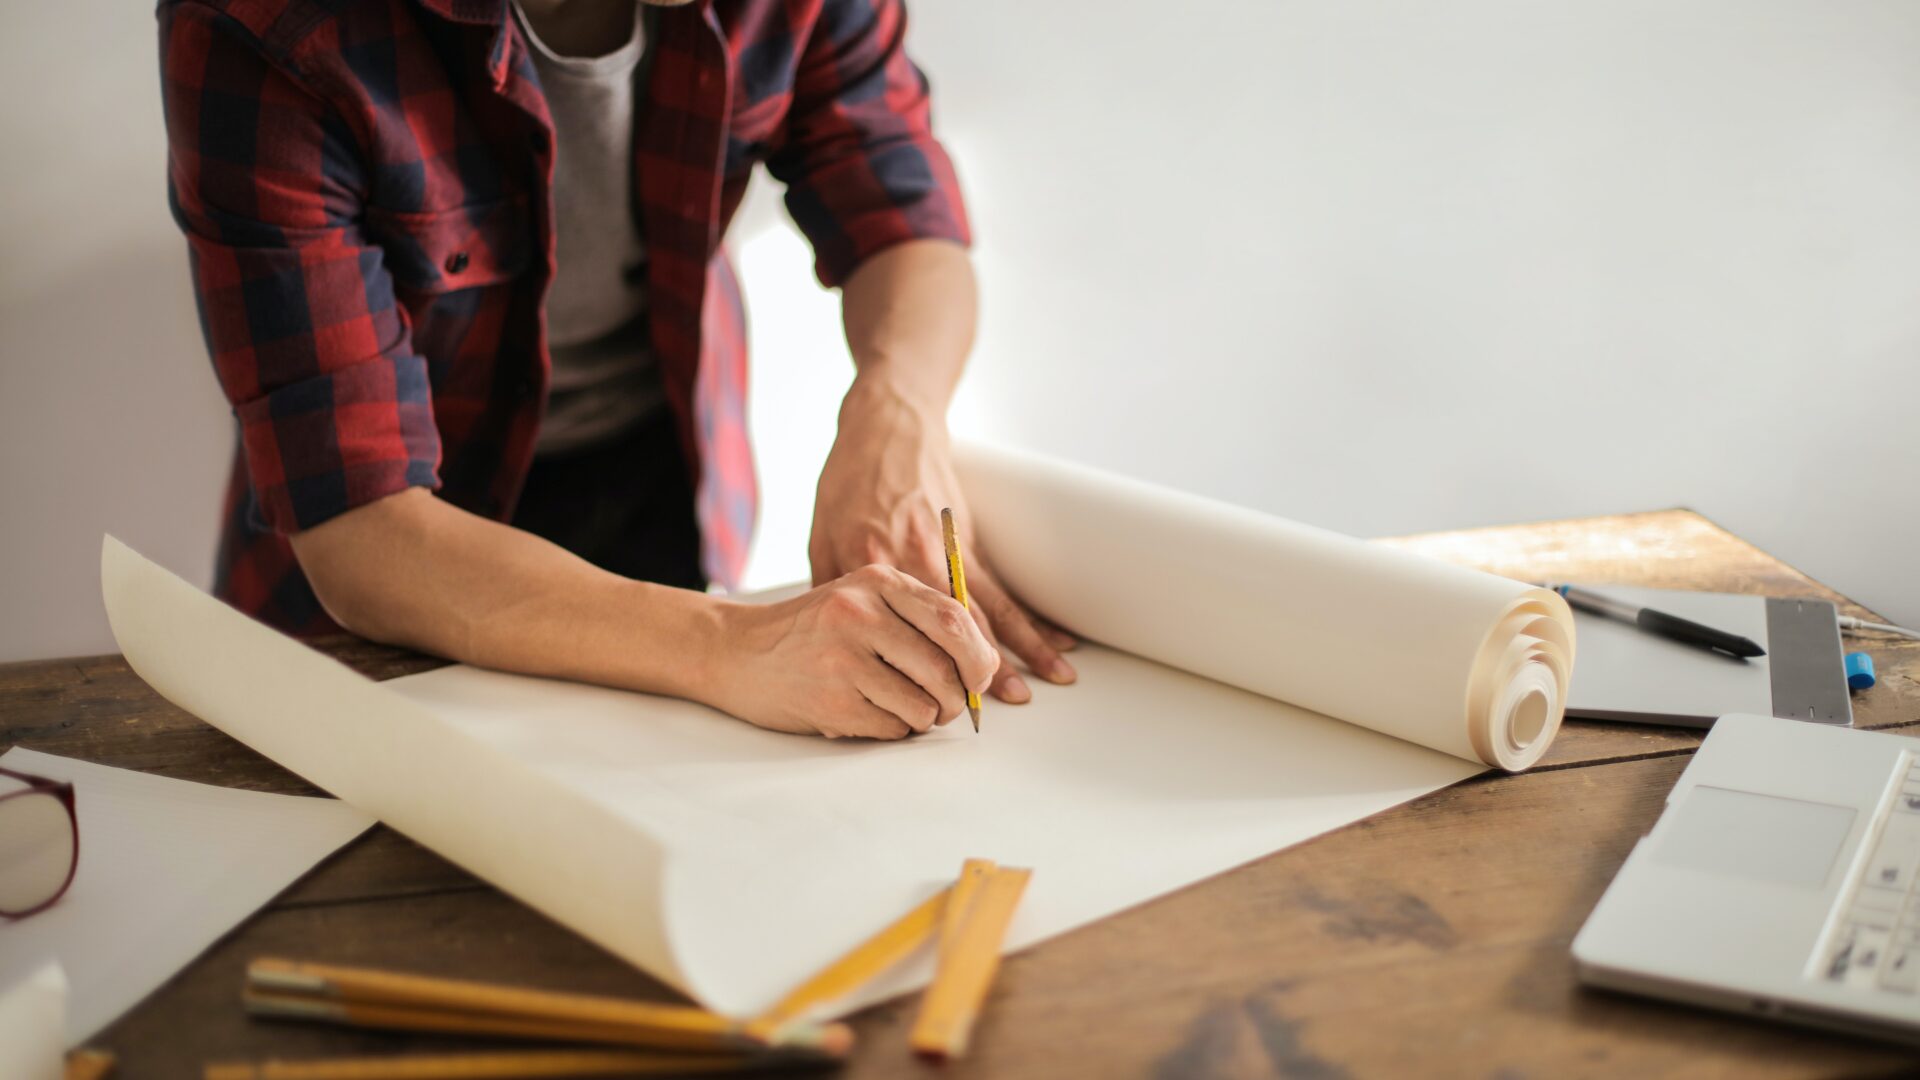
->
[3, 510, 1916, 1079]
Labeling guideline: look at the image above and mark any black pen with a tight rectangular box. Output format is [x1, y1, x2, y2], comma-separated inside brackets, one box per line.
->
[1546, 584, 1766, 659]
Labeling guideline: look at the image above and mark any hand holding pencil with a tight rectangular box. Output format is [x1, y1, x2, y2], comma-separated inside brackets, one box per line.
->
[806, 433, 1077, 705]
[699, 565, 997, 740]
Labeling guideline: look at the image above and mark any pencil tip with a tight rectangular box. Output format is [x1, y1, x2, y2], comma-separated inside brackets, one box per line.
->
[970, 706, 981, 733]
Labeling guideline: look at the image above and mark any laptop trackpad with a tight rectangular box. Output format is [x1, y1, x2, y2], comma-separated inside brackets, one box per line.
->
[1653, 785, 1856, 888]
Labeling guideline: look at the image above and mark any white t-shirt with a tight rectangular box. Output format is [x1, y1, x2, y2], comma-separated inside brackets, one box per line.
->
[513, 1, 663, 456]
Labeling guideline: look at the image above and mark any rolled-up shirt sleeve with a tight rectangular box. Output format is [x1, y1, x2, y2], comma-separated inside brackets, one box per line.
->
[161, 2, 440, 535]
[765, 0, 972, 289]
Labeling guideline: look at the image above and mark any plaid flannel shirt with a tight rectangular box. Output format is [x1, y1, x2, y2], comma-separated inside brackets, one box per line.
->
[158, 0, 969, 633]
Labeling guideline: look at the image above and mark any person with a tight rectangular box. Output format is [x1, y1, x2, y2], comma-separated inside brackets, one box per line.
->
[156, 0, 1076, 739]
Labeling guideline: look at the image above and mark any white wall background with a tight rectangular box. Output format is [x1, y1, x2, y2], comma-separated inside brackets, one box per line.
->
[0, 0, 234, 663]
[2, 0, 1916, 663]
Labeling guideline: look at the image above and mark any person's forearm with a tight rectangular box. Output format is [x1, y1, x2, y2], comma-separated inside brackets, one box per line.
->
[839, 239, 977, 423]
[288, 488, 724, 699]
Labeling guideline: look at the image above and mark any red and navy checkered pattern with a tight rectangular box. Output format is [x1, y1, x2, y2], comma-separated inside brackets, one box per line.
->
[159, 0, 969, 632]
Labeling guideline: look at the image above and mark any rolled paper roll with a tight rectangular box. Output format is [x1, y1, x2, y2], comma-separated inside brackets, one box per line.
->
[955, 444, 1575, 771]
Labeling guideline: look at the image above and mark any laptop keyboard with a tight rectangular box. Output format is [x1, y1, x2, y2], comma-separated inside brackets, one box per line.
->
[1819, 751, 1920, 992]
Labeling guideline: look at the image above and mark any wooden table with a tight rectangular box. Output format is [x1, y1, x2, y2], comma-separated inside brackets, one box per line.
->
[5, 510, 1918, 1079]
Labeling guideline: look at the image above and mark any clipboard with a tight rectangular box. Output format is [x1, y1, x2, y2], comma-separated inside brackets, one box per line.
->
[1563, 586, 1852, 728]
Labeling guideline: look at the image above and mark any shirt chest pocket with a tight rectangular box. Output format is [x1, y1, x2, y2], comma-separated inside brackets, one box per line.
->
[368, 196, 534, 295]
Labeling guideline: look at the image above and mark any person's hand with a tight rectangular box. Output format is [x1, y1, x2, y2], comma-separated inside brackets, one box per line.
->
[704, 564, 999, 739]
[809, 378, 1076, 704]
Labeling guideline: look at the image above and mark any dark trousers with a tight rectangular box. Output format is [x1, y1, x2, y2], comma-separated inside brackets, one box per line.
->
[510, 411, 707, 591]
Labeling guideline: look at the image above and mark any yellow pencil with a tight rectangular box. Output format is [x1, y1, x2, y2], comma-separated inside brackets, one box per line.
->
[938, 859, 997, 960]
[242, 989, 772, 1054]
[748, 886, 951, 1040]
[940, 508, 983, 732]
[243, 958, 848, 1058]
[65, 1050, 116, 1080]
[202, 1049, 819, 1080]
[910, 865, 1032, 1059]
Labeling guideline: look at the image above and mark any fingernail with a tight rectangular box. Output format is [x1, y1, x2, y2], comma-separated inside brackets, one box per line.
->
[1047, 657, 1077, 683]
[1002, 673, 1031, 703]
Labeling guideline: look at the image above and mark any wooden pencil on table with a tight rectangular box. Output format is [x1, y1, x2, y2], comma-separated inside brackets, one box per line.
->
[748, 885, 953, 1041]
[938, 858, 998, 958]
[910, 864, 1031, 1060]
[940, 507, 984, 732]
[244, 989, 775, 1053]
[64, 1050, 116, 1080]
[243, 958, 851, 1058]
[203, 1048, 834, 1080]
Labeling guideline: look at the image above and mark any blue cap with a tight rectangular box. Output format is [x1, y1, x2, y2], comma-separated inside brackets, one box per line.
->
[1846, 652, 1876, 691]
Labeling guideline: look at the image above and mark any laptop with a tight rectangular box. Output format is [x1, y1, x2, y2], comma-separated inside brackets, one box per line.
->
[1573, 713, 1920, 1044]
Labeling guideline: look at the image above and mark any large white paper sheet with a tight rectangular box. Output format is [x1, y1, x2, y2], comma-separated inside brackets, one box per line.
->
[0, 962, 65, 1080]
[0, 749, 372, 1044]
[386, 644, 1480, 1016]
[98, 444, 1574, 1018]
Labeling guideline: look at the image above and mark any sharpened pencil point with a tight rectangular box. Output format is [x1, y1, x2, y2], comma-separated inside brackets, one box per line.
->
[969, 704, 981, 733]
